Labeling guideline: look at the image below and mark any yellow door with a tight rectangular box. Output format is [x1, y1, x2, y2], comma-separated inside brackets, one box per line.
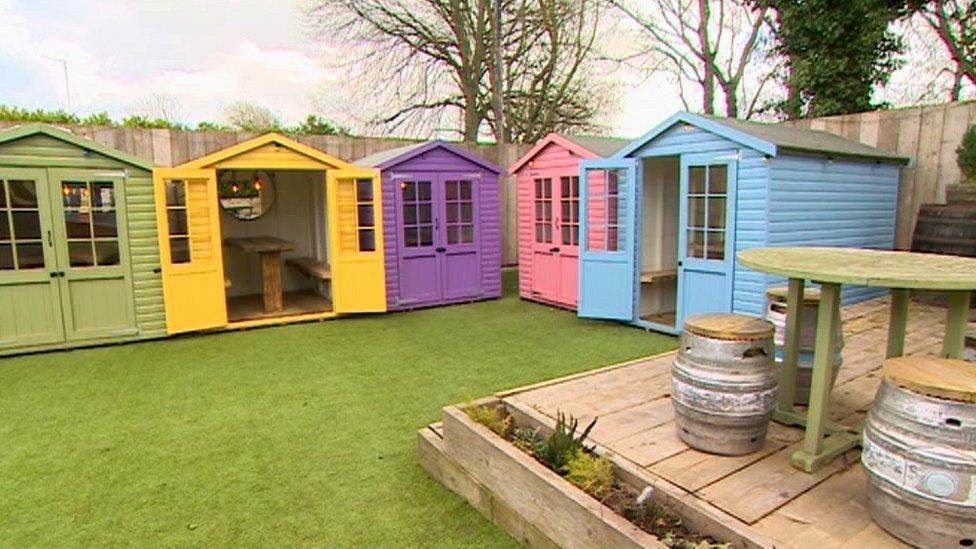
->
[327, 169, 386, 313]
[153, 167, 228, 333]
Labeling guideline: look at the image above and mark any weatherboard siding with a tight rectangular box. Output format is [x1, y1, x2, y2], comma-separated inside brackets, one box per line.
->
[766, 153, 900, 304]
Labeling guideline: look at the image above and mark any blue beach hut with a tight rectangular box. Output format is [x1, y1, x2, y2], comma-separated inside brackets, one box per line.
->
[577, 111, 911, 333]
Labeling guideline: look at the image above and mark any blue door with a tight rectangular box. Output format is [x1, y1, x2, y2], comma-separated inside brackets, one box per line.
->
[578, 158, 637, 320]
[676, 153, 737, 328]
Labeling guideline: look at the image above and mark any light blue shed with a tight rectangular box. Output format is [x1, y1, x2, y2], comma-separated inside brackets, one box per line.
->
[577, 111, 911, 334]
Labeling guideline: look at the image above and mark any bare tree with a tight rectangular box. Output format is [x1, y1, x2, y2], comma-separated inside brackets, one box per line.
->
[137, 92, 186, 123]
[607, 0, 779, 119]
[916, 0, 976, 100]
[221, 101, 282, 132]
[306, 0, 611, 142]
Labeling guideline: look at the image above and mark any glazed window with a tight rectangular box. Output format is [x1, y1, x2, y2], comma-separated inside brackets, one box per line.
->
[164, 179, 191, 264]
[337, 178, 377, 253]
[402, 180, 434, 248]
[0, 179, 44, 270]
[585, 168, 624, 252]
[560, 176, 579, 246]
[533, 177, 552, 244]
[62, 180, 121, 267]
[686, 165, 728, 261]
[445, 180, 474, 245]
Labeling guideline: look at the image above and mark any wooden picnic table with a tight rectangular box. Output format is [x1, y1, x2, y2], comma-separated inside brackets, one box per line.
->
[224, 236, 295, 313]
[738, 246, 976, 473]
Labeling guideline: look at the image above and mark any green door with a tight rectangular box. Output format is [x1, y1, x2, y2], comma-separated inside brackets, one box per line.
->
[49, 170, 137, 341]
[0, 168, 66, 348]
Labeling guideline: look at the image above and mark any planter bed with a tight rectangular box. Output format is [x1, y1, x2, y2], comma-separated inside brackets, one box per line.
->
[419, 397, 774, 548]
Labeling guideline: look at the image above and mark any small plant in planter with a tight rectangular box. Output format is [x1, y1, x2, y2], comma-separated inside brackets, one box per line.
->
[535, 412, 598, 473]
[465, 404, 512, 437]
[565, 449, 614, 499]
[958, 124, 976, 186]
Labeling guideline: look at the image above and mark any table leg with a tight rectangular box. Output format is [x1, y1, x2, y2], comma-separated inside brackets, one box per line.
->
[777, 278, 804, 414]
[261, 252, 284, 313]
[886, 289, 909, 358]
[791, 282, 859, 472]
[943, 290, 971, 359]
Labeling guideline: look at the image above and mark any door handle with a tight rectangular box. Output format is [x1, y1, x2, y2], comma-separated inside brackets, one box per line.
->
[549, 247, 560, 253]
[678, 261, 683, 267]
[435, 247, 447, 253]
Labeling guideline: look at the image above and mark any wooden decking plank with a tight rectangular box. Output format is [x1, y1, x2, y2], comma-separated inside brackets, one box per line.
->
[588, 397, 675, 444]
[518, 358, 670, 409]
[697, 446, 859, 524]
[607, 419, 688, 467]
[650, 438, 786, 493]
[752, 464, 905, 548]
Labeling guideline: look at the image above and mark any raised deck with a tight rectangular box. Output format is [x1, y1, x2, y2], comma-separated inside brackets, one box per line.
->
[497, 296, 958, 547]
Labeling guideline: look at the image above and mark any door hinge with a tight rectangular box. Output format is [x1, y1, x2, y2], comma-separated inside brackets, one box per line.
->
[152, 267, 162, 274]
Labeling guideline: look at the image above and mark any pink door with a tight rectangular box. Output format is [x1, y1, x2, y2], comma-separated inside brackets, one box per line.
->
[555, 175, 580, 307]
[530, 177, 559, 301]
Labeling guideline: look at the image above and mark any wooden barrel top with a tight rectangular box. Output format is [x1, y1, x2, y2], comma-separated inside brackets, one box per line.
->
[766, 286, 822, 305]
[684, 314, 774, 341]
[884, 356, 976, 403]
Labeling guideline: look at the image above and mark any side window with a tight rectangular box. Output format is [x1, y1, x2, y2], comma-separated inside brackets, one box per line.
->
[686, 165, 728, 260]
[534, 178, 552, 244]
[560, 176, 579, 246]
[62, 180, 121, 267]
[0, 178, 44, 270]
[445, 180, 474, 244]
[401, 180, 434, 248]
[585, 168, 624, 252]
[165, 179, 191, 264]
[337, 178, 377, 253]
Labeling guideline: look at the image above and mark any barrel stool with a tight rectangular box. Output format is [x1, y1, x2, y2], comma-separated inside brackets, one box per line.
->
[765, 287, 844, 405]
[671, 314, 778, 456]
[862, 356, 976, 548]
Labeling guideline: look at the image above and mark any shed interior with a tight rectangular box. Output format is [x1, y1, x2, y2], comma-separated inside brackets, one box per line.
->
[638, 156, 680, 328]
[216, 169, 334, 322]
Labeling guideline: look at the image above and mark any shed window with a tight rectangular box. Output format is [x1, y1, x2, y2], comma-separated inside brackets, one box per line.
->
[0, 179, 44, 270]
[560, 176, 579, 246]
[533, 178, 552, 244]
[686, 165, 728, 261]
[445, 180, 474, 245]
[585, 169, 624, 252]
[337, 178, 376, 252]
[165, 180, 191, 263]
[62, 180, 121, 267]
[402, 180, 434, 248]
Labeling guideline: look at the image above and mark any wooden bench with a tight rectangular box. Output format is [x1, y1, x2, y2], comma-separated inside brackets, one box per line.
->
[286, 256, 332, 281]
[640, 268, 677, 284]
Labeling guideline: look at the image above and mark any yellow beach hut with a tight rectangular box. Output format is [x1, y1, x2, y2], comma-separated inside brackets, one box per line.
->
[153, 133, 385, 333]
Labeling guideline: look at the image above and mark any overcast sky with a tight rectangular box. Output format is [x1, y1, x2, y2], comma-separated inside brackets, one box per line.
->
[0, 0, 684, 139]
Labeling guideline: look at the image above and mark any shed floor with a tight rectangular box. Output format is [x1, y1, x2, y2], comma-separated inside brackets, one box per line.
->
[227, 290, 332, 323]
[501, 296, 960, 548]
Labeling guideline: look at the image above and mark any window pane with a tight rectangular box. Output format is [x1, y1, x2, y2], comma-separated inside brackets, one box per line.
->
[8, 180, 38, 208]
[446, 203, 458, 223]
[571, 176, 579, 196]
[544, 224, 553, 243]
[167, 210, 188, 235]
[710, 166, 728, 194]
[12, 211, 41, 240]
[63, 182, 89, 209]
[358, 229, 376, 251]
[607, 171, 619, 195]
[534, 179, 542, 197]
[403, 204, 417, 225]
[707, 197, 726, 229]
[69, 241, 95, 267]
[16, 242, 44, 269]
[561, 177, 570, 197]
[0, 243, 12, 269]
[402, 181, 416, 201]
[535, 202, 543, 222]
[544, 201, 552, 221]
[91, 182, 115, 209]
[459, 181, 472, 200]
[356, 179, 373, 202]
[461, 225, 473, 243]
[170, 237, 191, 263]
[689, 167, 706, 194]
[93, 211, 118, 237]
[561, 201, 571, 220]
[165, 181, 186, 206]
[404, 227, 419, 247]
[95, 240, 120, 266]
[543, 178, 552, 198]
[418, 204, 432, 224]
[417, 181, 431, 201]
[607, 227, 619, 250]
[447, 225, 459, 244]
[572, 227, 579, 246]
[688, 197, 706, 229]
[445, 181, 458, 201]
[460, 202, 472, 223]
[65, 211, 92, 239]
[571, 201, 579, 223]
[707, 230, 725, 260]
[535, 224, 544, 243]
[0, 182, 5, 208]
[0, 212, 8, 240]
[419, 226, 433, 246]
[687, 229, 705, 258]
[562, 225, 572, 245]
[357, 205, 374, 228]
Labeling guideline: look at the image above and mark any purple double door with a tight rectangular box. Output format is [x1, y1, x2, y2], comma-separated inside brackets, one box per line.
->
[395, 172, 481, 306]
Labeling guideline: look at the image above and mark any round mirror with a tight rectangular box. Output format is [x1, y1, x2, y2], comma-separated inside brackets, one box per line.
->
[218, 170, 277, 221]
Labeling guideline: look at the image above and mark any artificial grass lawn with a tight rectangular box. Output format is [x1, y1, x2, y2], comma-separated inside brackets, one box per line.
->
[0, 270, 675, 547]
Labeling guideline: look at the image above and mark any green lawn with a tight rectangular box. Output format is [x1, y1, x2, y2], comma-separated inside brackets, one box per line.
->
[0, 270, 675, 547]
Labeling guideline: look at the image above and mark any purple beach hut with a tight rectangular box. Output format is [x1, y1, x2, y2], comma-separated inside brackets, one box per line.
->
[355, 141, 504, 311]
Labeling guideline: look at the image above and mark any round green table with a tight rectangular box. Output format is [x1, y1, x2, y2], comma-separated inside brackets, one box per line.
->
[738, 247, 976, 473]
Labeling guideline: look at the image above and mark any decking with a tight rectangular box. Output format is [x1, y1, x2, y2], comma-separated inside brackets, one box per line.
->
[499, 296, 959, 548]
